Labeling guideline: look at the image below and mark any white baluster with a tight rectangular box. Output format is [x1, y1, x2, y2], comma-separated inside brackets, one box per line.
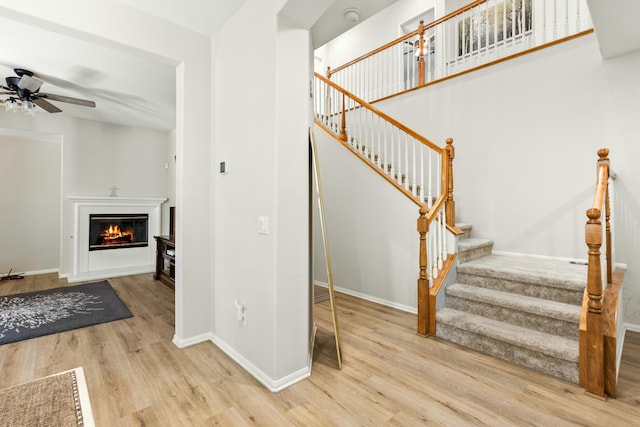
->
[390, 125, 395, 178]
[376, 115, 381, 167]
[431, 220, 438, 280]
[404, 134, 409, 190]
[420, 145, 425, 202]
[427, 150, 433, 208]
[383, 121, 388, 174]
[412, 139, 417, 197]
[442, 208, 448, 261]
[427, 230, 433, 288]
[438, 210, 444, 270]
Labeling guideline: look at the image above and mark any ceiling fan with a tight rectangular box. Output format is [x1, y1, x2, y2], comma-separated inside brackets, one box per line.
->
[0, 68, 96, 114]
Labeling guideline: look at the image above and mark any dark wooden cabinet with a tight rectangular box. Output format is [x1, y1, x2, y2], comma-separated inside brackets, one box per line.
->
[154, 235, 175, 289]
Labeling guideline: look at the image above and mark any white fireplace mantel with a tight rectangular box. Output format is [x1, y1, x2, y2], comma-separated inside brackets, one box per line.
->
[69, 196, 167, 283]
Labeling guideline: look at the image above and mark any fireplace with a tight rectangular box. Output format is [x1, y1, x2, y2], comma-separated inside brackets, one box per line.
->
[69, 196, 166, 283]
[89, 214, 149, 251]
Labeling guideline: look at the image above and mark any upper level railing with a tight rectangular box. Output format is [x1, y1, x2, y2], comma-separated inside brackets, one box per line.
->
[581, 148, 620, 399]
[326, 0, 592, 103]
[314, 72, 457, 335]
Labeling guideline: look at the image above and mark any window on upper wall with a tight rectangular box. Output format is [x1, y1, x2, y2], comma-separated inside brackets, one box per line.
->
[458, 0, 533, 56]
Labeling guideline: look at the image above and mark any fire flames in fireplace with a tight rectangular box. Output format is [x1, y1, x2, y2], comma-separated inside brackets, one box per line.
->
[99, 224, 134, 245]
[89, 213, 149, 251]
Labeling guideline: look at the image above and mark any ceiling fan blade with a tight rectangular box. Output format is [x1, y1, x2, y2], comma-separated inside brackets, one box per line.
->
[32, 97, 63, 113]
[40, 93, 95, 108]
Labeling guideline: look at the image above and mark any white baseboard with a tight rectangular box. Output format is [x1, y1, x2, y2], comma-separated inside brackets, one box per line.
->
[314, 280, 417, 314]
[66, 265, 154, 283]
[172, 332, 214, 348]
[22, 268, 60, 276]
[210, 334, 311, 393]
[625, 323, 640, 333]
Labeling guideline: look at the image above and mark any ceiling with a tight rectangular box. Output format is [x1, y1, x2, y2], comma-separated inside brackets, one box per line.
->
[587, 0, 640, 59]
[0, 0, 398, 132]
[311, 0, 400, 48]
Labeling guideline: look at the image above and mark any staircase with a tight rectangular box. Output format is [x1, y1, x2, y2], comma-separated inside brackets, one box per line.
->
[436, 223, 587, 383]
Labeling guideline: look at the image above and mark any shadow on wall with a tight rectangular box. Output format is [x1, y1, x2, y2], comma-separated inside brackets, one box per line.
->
[614, 179, 640, 326]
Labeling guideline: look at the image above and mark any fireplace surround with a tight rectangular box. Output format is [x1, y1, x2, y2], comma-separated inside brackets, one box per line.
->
[69, 196, 167, 282]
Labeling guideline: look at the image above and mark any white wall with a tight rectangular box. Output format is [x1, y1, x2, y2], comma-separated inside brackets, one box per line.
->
[313, 126, 421, 312]
[0, 113, 170, 276]
[0, 0, 213, 344]
[0, 130, 61, 274]
[211, 0, 311, 390]
[375, 33, 640, 327]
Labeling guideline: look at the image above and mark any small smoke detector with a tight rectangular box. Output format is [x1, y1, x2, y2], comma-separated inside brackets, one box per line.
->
[344, 8, 360, 23]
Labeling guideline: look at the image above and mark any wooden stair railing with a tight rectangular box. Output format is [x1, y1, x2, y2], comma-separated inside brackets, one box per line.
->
[313, 72, 460, 336]
[579, 148, 623, 399]
[326, 0, 593, 104]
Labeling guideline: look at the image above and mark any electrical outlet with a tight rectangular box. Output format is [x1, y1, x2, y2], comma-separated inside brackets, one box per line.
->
[258, 216, 269, 234]
[234, 300, 247, 326]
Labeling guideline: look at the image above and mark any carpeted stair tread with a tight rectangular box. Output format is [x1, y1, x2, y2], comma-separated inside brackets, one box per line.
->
[458, 254, 586, 291]
[458, 237, 494, 251]
[436, 308, 578, 362]
[446, 283, 581, 322]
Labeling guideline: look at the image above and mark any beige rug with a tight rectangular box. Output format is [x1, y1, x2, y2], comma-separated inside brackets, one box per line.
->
[0, 367, 95, 427]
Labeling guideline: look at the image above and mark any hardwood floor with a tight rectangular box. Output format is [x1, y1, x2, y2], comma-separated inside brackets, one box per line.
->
[1, 273, 639, 426]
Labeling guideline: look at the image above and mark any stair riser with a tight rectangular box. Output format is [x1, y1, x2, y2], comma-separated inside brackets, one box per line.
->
[457, 273, 584, 305]
[458, 245, 493, 263]
[458, 227, 472, 240]
[446, 296, 579, 339]
[436, 322, 578, 383]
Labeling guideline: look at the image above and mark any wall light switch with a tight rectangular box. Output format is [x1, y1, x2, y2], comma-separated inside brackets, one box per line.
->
[258, 216, 269, 234]
[220, 161, 228, 174]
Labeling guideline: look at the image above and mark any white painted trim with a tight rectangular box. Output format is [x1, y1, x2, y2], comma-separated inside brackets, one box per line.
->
[615, 262, 628, 271]
[68, 196, 166, 280]
[15, 268, 60, 276]
[210, 334, 311, 393]
[172, 332, 215, 348]
[66, 265, 155, 283]
[625, 323, 640, 333]
[68, 196, 168, 204]
[314, 280, 417, 314]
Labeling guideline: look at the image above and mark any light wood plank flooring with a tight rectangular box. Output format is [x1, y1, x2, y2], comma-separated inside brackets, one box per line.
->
[1, 273, 639, 426]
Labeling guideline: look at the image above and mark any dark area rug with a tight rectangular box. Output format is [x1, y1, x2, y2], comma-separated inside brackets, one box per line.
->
[0, 281, 132, 345]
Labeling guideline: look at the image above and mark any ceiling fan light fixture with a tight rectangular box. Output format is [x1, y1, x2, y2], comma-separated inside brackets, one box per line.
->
[24, 100, 37, 116]
[3, 98, 36, 115]
[5, 99, 17, 112]
[17, 75, 43, 93]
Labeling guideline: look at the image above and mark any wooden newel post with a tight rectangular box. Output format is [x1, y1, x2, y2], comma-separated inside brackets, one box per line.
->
[445, 138, 455, 227]
[417, 206, 429, 336]
[417, 20, 426, 86]
[326, 66, 332, 80]
[585, 207, 605, 398]
[339, 93, 347, 142]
